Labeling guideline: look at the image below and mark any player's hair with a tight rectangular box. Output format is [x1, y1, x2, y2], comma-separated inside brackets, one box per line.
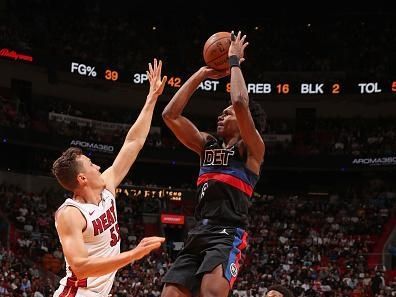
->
[249, 98, 267, 135]
[267, 285, 294, 297]
[227, 98, 267, 135]
[52, 147, 84, 191]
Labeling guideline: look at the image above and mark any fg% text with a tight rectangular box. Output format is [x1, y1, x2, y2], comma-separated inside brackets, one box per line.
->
[71, 62, 97, 77]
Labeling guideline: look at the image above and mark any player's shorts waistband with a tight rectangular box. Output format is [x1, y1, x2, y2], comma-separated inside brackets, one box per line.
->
[199, 218, 244, 228]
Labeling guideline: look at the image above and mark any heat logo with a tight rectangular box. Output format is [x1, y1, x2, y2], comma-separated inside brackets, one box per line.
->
[71, 62, 97, 77]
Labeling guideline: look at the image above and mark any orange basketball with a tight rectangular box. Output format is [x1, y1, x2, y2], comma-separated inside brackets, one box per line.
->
[203, 32, 231, 71]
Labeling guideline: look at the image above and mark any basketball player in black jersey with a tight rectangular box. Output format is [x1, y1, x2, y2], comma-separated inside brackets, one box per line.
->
[161, 31, 266, 297]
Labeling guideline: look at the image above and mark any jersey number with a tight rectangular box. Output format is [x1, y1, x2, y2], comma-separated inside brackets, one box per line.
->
[200, 183, 208, 201]
[110, 223, 120, 247]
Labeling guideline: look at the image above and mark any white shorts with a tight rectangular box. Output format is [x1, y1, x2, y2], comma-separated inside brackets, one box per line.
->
[53, 285, 110, 297]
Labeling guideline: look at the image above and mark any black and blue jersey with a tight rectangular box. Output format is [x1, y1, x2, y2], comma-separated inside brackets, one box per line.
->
[195, 137, 259, 227]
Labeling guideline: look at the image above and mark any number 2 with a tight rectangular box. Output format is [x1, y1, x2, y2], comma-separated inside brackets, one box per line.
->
[332, 83, 340, 94]
[391, 81, 396, 92]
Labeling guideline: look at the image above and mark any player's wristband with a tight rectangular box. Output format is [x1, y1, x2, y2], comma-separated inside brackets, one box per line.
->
[229, 55, 240, 69]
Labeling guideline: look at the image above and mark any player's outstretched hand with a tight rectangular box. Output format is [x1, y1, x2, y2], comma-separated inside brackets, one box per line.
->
[229, 31, 248, 64]
[131, 236, 165, 261]
[147, 58, 167, 97]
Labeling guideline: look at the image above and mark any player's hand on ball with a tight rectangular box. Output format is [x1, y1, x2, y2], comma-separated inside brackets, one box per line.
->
[229, 31, 248, 64]
[200, 66, 230, 80]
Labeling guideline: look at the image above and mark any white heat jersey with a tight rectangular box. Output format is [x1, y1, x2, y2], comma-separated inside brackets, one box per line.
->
[53, 189, 121, 297]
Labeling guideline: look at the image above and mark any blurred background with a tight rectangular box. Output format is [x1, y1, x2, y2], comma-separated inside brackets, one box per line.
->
[0, 1, 396, 296]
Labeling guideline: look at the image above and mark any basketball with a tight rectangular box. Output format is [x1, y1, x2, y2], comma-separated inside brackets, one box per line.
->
[203, 32, 231, 71]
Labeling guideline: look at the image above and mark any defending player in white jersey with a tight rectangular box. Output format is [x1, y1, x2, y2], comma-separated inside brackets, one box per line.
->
[51, 59, 166, 297]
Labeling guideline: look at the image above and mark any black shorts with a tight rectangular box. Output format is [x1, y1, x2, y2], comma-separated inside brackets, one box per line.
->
[162, 220, 248, 294]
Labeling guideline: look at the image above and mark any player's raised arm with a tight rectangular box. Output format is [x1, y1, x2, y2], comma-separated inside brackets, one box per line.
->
[229, 31, 264, 173]
[162, 66, 228, 155]
[102, 59, 167, 193]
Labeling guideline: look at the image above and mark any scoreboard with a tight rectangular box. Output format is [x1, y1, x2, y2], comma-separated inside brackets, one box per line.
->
[70, 61, 396, 95]
[2, 48, 394, 96]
